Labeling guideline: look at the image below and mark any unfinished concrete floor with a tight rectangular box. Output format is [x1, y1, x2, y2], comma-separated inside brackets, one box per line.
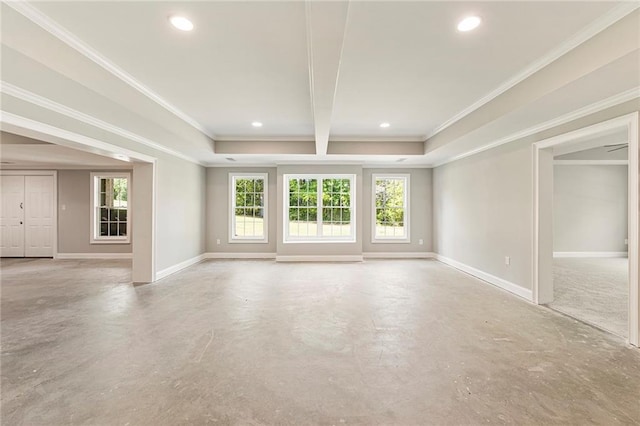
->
[550, 257, 628, 338]
[2, 258, 639, 425]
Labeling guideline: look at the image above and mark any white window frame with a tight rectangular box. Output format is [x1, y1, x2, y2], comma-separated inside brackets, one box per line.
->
[371, 174, 410, 243]
[229, 172, 268, 243]
[284, 174, 356, 243]
[90, 172, 131, 244]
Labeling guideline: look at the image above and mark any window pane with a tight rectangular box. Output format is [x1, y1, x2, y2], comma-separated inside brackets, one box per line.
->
[100, 223, 109, 236]
[374, 177, 407, 239]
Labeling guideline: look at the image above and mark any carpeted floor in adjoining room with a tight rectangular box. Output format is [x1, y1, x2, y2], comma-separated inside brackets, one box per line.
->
[550, 257, 628, 338]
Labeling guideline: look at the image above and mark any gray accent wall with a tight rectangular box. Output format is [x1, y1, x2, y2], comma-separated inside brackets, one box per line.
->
[362, 168, 433, 253]
[554, 165, 628, 253]
[58, 169, 132, 254]
[206, 167, 277, 253]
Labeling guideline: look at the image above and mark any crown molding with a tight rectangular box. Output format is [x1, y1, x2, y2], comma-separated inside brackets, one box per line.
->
[1, 82, 205, 166]
[4, 1, 215, 140]
[554, 160, 628, 166]
[0, 111, 158, 164]
[425, 2, 640, 140]
[215, 135, 315, 142]
[433, 87, 640, 167]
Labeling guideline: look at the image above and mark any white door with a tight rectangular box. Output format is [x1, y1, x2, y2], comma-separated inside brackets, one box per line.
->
[0, 175, 25, 257]
[24, 175, 54, 257]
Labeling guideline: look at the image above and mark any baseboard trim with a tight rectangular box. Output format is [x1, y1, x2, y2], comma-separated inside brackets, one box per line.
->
[56, 252, 132, 260]
[553, 251, 628, 258]
[276, 255, 363, 262]
[435, 254, 532, 301]
[363, 252, 436, 259]
[204, 252, 276, 259]
[156, 254, 206, 280]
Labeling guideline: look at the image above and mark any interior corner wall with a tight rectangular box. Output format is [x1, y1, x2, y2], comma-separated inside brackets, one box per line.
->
[554, 164, 629, 253]
[154, 156, 207, 272]
[206, 167, 277, 253]
[432, 101, 640, 292]
[362, 168, 433, 253]
[433, 139, 533, 289]
[58, 169, 132, 254]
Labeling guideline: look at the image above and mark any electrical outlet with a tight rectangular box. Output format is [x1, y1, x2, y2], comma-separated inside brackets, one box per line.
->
[505, 256, 510, 266]
[61, 204, 66, 211]
[216, 239, 221, 245]
[625, 239, 629, 245]
[419, 239, 424, 245]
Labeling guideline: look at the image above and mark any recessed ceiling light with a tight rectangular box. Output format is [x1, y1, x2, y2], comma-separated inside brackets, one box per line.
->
[457, 16, 481, 32]
[380, 122, 390, 128]
[251, 121, 263, 128]
[169, 15, 194, 32]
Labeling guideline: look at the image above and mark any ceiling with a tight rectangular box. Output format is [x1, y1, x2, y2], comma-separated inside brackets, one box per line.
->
[1, 1, 638, 166]
[0, 131, 132, 168]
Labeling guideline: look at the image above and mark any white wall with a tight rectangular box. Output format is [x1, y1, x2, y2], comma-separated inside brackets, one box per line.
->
[554, 165, 628, 253]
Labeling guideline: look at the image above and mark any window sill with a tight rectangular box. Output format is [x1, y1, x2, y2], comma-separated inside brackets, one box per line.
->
[371, 239, 411, 244]
[283, 239, 356, 244]
[91, 239, 130, 245]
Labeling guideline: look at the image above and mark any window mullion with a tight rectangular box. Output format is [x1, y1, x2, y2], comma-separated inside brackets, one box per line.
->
[317, 178, 323, 237]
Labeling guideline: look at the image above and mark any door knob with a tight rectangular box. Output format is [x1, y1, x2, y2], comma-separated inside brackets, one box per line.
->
[20, 221, 23, 225]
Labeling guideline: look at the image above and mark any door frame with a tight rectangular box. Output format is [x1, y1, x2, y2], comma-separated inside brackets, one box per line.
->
[532, 112, 639, 347]
[0, 170, 58, 259]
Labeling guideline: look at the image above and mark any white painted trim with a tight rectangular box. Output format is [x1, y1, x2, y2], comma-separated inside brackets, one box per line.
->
[204, 252, 276, 259]
[0, 111, 157, 164]
[425, 3, 639, 140]
[371, 174, 410, 243]
[533, 112, 639, 347]
[3, 2, 214, 140]
[363, 252, 435, 259]
[228, 172, 269, 244]
[434, 87, 640, 167]
[282, 174, 357, 244]
[436, 254, 533, 301]
[275, 255, 363, 262]
[1, 170, 58, 259]
[56, 252, 132, 259]
[1, 83, 204, 166]
[155, 254, 206, 280]
[554, 160, 628, 166]
[90, 172, 131, 244]
[553, 252, 628, 258]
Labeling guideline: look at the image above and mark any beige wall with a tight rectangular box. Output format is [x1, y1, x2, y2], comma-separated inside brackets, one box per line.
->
[58, 169, 132, 254]
[554, 165, 628, 253]
[433, 102, 639, 291]
[206, 167, 277, 253]
[362, 168, 433, 253]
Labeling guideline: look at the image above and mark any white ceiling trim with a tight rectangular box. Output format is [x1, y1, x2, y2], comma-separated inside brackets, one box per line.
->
[0, 111, 157, 164]
[215, 135, 315, 142]
[425, 2, 640, 141]
[554, 160, 628, 166]
[1, 82, 205, 166]
[305, 1, 351, 155]
[432, 86, 640, 167]
[330, 136, 425, 143]
[4, 1, 216, 140]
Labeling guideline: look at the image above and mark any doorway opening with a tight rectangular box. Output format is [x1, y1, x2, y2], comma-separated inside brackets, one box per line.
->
[533, 112, 639, 346]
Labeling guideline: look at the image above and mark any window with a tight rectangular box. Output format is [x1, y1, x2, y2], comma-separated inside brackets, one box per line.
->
[90, 172, 130, 244]
[284, 174, 355, 242]
[230, 173, 268, 242]
[372, 174, 409, 242]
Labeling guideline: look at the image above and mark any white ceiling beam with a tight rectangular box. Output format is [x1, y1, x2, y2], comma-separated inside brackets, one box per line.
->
[305, 1, 350, 156]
